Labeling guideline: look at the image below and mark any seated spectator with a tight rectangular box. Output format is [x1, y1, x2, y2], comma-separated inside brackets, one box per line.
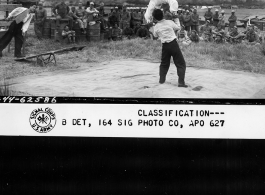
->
[123, 26, 134, 39]
[136, 24, 150, 39]
[75, 3, 88, 34]
[245, 25, 260, 44]
[189, 30, 199, 43]
[108, 8, 119, 27]
[177, 25, 191, 45]
[62, 25, 76, 43]
[53, 1, 73, 30]
[200, 20, 213, 42]
[133, 22, 141, 35]
[86, 2, 99, 22]
[110, 23, 122, 41]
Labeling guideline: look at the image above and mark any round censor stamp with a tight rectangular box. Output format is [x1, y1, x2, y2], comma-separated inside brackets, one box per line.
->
[29, 107, 56, 133]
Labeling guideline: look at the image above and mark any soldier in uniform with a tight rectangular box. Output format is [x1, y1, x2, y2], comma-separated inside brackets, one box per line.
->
[189, 30, 199, 43]
[86, 2, 99, 22]
[245, 25, 260, 43]
[183, 10, 191, 33]
[75, 3, 88, 34]
[190, 9, 199, 33]
[120, 5, 131, 30]
[177, 9, 184, 26]
[108, 7, 119, 27]
[228, 10, 237, 31]
[132, 8, 143, 28]
[53, 0, 73, 30]
[218, 10, 225, 30]
[110, 23, 122, 41]
[212, 9, 219, 27]
[34, 3, 47, 39]
[204, 7, 213, 24]
[136, 24, 150, 39]
[200, 20, 213, 42]
[177, 25, 191, 45]
[122, 25, 134, 39]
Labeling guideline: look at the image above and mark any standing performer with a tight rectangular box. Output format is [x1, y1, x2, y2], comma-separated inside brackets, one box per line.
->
[152, 9, 188, 87]
[0, 6, 36, 58]
[34, 3, 47, 39]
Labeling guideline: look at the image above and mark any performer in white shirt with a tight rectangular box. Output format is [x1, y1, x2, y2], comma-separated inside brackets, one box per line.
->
[0, 6, 36, 58]
[145, 0, 179, 23]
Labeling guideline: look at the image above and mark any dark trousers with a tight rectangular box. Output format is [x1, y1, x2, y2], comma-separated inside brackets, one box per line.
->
[0, 20, 24, 57]
[160, 39, 186, 84]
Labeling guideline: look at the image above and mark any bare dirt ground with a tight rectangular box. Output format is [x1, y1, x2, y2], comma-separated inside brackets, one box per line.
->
[8, 59, 265, 98]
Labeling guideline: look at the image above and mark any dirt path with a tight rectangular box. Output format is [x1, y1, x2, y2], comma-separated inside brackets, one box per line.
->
[9, 59, 265, 98]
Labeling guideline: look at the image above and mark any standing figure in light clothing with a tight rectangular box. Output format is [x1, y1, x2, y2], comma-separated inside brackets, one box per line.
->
[0, 6, 36, 58]
[152, 9, 187, 87]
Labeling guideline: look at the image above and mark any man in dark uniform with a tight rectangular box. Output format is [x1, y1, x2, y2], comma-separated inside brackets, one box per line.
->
[34, 3, 47, 39]
[53, 1, 73, 29]
[122, 25, 134, 39]
[136, 24, 150, 39]
[120, 5, 131, 30]
[204, 7, 213, 24]
[228, 10, 237, 31]
[212, 9, 219, 27]
[190, 9, 199, 33]
[0, 6, 36, 58]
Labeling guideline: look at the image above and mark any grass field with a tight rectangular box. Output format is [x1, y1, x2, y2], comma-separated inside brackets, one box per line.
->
[1, 8, 265, 95]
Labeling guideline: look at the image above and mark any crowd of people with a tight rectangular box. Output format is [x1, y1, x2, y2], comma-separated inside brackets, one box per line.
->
[32, 1, 151, 42]
[1, 1, 264, 58]
[32, 1, 264, 45]
[172, 6, 263, 45]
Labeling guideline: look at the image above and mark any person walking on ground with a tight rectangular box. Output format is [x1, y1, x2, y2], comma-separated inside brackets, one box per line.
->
[53, 0, 73, 30]
[0, 6, 36, 58]
[212, 9, 219, 27]
[152, 9, 188, 87]
[190, 9, 199, 33]
[228, 10, 237, 31]
[204, 7, 213, 24]
[34, 3, 47, 39]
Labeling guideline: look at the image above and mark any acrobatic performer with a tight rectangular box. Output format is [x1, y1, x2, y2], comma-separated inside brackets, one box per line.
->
[145, 0, 188, 87]
[0, 6, 36, 58]
[144, 0, 179, 23]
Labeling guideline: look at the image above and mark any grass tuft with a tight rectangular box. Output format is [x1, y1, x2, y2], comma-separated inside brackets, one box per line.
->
[0, 79, 12, 96]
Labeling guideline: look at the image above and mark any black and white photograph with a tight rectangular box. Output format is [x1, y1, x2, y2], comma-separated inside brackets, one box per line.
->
[1, 0, 265, 98]
[1, 0, 265, 195]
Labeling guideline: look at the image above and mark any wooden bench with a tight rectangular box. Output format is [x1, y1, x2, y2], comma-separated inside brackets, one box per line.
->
[15, 45, 87, 66]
